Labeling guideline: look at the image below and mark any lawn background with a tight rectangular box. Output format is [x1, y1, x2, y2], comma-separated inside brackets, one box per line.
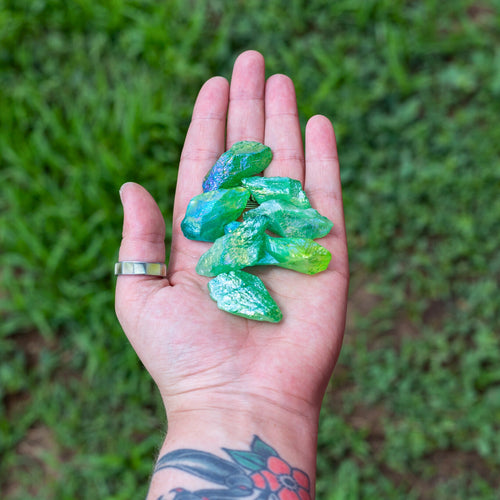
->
[1, 0, 499, 498]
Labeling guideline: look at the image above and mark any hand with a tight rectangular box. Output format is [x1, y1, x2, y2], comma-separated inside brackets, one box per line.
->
[115, 50, 348, 483]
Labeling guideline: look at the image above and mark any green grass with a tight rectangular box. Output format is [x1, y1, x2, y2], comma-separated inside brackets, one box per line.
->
[1, 0, 500, 498]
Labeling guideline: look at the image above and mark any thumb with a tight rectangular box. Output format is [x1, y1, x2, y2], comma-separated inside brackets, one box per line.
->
[115, 182, 168, 331]
[118, 182, 166, 264]
[116, 181, 169, 304]
[115, 182, 169, 348]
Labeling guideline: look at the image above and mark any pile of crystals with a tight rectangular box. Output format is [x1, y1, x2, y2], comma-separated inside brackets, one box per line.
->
[181, 141, 333, 323]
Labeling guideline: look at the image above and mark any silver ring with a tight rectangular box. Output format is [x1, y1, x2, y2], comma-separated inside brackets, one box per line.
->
[114, 261, 167, 277]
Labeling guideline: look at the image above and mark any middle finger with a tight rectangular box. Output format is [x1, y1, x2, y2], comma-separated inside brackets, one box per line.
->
[226, 50, 266, 148]
[264, 74, 305, 184]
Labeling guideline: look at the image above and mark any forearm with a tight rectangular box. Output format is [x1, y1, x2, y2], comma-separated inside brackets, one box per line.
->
[146, 407, 319, 500]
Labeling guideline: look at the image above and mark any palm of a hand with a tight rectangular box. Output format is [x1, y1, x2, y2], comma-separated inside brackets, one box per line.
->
[115, 51, 348, 422]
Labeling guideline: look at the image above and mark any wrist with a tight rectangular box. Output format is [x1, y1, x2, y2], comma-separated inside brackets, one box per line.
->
[160, 380, 323, 430]
[164, 390, 319, 461]
[165, 405, 319, 462]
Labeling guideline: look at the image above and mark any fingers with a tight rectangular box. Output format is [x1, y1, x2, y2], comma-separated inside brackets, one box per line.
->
[226, 50, 266, 147]
[264, 75, 304, 183]
[170, 51, 266, 274]
[169, 52, 344, 280]
[304, 115, 349, 279]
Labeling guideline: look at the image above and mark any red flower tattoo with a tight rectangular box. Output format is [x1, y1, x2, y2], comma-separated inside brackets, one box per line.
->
[250, 456, 311, 500]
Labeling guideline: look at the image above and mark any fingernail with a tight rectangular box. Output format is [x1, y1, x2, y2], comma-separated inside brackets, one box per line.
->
[119, 182, 131, 203]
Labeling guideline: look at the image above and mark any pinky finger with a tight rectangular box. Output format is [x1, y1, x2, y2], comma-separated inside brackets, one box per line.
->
[304, 115, 348, 279]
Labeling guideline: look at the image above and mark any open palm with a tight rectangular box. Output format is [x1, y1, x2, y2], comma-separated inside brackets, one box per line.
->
[115, 51, 349, 425]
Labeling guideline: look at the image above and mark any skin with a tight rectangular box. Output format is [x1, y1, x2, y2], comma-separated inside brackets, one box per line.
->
[115, 50, 349, 498]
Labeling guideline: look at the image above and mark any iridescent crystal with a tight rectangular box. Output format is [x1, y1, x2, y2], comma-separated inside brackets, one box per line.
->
[202, 141, 272, 192]
[241, 176, 311, 208]
[258, 236, 331, 274]
[208, 270, 282, 323]
[181, 187, 250, 242]
[196, 216, 268, 276]
[243, 199, 333, 239]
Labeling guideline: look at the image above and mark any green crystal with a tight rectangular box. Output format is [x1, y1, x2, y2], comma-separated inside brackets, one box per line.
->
[208, 270, 282, 323]
[241, 176, 311, 208]
[202, 141, 272, 192]
[258, 236, 331, 274]
[244, 199, 333, 239]
[181, 187, 250, 242]
[196, 216, 268, 276]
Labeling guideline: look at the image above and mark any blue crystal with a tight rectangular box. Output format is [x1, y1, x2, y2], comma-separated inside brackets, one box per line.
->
[181, 187, 250, 242]
[202, 141, 272, 192]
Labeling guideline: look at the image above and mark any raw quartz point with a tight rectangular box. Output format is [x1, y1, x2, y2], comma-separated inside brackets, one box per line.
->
[258, 236, 331, 274]
[202, 141, 272, 192]
[241, 176, 311, 208]
[222, 222, 331, 275]
[208, 270, 282, 323]
[181, 187, 250, 242]
[196, 216, 268, 277]
[244, 199, 333, 239]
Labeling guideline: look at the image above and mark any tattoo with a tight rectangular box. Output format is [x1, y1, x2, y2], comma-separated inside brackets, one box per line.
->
[154, 435, 311, 500]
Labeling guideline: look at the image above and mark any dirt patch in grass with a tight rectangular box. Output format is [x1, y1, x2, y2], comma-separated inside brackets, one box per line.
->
[4, 425, 61, 499]
[2, 330, 78, 498]
[466, 3, 497, 25]
[426, 449, 499, 486]
[381, 449, 500, 500]
[13, 330, 54, 365]
[344, 273, 385, 349]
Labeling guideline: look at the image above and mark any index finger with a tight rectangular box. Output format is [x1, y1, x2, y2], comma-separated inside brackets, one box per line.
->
[169, 76, 229, 274]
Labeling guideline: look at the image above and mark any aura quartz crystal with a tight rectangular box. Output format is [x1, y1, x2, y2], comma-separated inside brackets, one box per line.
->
[241, 176, 311, 208]
[243, 199, 333, 239]
[196, 216, 268, 277]
[208, 270, 282, 323]
[202, 141, 272, 192]
[216, 222, 330, 275]
[181, 187, 250, 241]
[258, 236, 331, 274]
